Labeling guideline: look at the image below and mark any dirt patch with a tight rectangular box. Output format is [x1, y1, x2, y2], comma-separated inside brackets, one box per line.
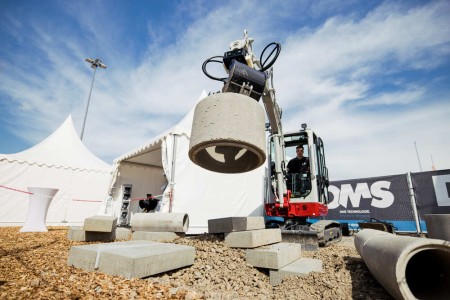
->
[0, 227, 392, 299]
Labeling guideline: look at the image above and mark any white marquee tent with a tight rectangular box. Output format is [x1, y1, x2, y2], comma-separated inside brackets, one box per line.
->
[0, 115, 112, 225]
[110, 91, 266, 233]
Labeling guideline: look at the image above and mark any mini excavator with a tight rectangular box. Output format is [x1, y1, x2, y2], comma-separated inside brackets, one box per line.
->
[191, 30, 342, 248]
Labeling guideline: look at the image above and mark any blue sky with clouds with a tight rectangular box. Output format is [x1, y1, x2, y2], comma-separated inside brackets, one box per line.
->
[1, 0, 449, 180]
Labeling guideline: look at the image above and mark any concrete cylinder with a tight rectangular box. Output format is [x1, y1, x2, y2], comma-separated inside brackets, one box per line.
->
[20, 187, 59, 232]
[424, 214, 450, 241]
[130, 213, 189, 233]
[355, 229, 450, 300]
[188, 93, 266, 173]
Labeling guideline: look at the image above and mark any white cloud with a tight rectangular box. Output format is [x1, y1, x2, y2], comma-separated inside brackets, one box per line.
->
[355, 86, 425, 106]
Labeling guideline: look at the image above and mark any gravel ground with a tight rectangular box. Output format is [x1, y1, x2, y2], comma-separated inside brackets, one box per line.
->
[0, 227, 393, 299]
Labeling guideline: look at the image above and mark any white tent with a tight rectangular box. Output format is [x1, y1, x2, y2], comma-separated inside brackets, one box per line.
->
[0, 115, 112, 226]
[111, 91, 266, 233]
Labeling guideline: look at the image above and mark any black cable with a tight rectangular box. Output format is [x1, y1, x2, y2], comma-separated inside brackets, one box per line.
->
[202, 55, 227, 82]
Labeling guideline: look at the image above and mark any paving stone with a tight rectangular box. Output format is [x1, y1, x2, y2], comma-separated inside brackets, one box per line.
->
[225, 228, 281, 248]
[208, 217, 265, 233]
[246, 243, 302, 269]
[98, 242, 195, 279]
[281, 230, 319, 251]
[67, 240, 195, 279]
[67, 226, 116, 242]
[83, 215, 117, 232]
[269, 258, 323, 286]
[115, 227, 132, 240]
[132, 231, 184, 242]
[67, 240, 152, 271]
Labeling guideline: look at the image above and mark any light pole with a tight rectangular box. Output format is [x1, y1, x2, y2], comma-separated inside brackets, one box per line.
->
[414, 141, 423, 172]
[80, 58, 107, 141]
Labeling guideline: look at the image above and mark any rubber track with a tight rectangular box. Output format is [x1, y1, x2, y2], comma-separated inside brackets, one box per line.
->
[310, 220, 342, 247]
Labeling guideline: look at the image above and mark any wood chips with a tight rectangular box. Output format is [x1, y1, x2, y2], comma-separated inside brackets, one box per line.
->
[0, 227, 392, 299]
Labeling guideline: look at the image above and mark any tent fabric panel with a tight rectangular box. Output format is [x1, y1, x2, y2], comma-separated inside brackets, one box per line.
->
[125, 146, 163, 167]
[113, 133, 167, 164]
[0, 160, 111, 224]
[0, 157, 111, 173]
[59, 170, 111, 222]
[0, 161, 71, 223]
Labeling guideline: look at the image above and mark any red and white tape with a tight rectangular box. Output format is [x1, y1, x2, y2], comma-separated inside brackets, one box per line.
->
[0, 185, 33, 194]
[0, 185, 102, 202]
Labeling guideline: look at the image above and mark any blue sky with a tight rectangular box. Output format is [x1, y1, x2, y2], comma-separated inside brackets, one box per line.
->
[1, 0, 449, 180]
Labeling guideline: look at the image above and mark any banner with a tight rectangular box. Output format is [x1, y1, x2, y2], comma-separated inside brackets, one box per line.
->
[411, 169, 450, 218]
[325, 174, 416, 231]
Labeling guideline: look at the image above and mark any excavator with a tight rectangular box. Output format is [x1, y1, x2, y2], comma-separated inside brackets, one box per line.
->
[190, 30, 342, 248]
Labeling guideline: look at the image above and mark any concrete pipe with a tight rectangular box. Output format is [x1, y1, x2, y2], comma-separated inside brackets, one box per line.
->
[354, 229, 450, 300]
[424, 214, 450, 241]
[130, 213, 189, 233]
[188, 93, 266, 173]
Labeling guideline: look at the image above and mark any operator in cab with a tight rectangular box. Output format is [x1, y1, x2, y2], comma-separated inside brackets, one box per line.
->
[287, 145, 309, 174]
[286, 145, 311, 197]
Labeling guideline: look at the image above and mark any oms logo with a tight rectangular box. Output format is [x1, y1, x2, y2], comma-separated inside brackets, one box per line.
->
[432, 174, 450, 206]
[328, 181, 394, 210]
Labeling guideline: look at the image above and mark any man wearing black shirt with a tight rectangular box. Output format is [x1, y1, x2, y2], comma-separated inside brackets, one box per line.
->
[286, 145, 311, 197]
[287, 145, 309, 174]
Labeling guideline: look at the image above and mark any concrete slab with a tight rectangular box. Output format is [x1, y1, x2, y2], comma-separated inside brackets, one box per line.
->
[67, 226, 116, 242]
[132, 231, 184, 242]
[98, 242, 195, 279]
[115, 227, 132, 241]
[67, 240, 195, 279]
[269, 258, 323, 286]
[208, 217, 265, 233]
[68, 240, 153, 271]
[225, 228, 282, 248]
[246, 243, 302, 269]
[67, 226, 86, 241]
[281, 230, 319, 251]
[83, 215, 117, 232]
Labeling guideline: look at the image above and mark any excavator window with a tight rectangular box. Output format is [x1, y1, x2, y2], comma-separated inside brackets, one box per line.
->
[285, 141, 311, 198]
[315, 137, 329, 204]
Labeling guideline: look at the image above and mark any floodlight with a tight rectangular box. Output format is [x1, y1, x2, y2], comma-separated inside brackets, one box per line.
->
[80, 57, 107, 140]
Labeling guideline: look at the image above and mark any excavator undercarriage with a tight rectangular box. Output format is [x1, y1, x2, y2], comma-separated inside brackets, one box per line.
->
[268, 218, 342, 250]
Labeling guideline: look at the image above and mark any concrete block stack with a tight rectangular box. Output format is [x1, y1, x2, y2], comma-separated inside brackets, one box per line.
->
[67, 215, 129, 242]
[208, 216, 282, 248]
[67, 213, 196, 279]
[208, 216, 323, 286]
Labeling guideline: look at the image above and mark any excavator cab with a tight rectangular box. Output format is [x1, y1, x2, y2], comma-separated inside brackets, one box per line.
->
[266, 126, 330, 219]
[284, 129, 330, 205]
[265, 127, 341, 248]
